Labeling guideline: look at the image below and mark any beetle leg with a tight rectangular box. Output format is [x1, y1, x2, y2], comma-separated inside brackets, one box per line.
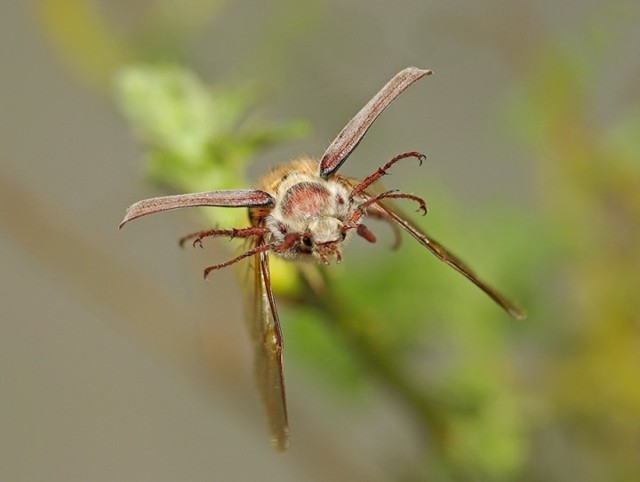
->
[203, 242, 272, 278]
[363, 208, 402, 249]
[179, 226, 269, 248]
[349, 151, 426, 199]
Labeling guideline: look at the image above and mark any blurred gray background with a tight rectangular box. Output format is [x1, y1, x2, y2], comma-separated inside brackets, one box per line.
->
[2, 1, 637, 481]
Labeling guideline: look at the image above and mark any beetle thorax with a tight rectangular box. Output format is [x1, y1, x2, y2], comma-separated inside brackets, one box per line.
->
[265, 172, 355, 261]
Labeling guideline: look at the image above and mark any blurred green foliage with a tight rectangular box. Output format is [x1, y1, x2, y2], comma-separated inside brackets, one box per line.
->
[504, 34, 640, 480]
[115, 65, 308, 227]
[35, 0, 227, 87]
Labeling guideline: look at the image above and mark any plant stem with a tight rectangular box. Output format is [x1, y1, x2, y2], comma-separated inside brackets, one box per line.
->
[299, 279, 461, 470]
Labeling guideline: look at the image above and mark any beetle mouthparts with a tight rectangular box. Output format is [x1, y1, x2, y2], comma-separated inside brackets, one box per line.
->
[317, 242, 342, 265]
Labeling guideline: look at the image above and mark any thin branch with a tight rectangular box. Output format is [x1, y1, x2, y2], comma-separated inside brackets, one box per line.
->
[297, 273, 472, 478]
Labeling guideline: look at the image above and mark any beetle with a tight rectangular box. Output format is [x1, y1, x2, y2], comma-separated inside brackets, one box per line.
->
[120, 67, 525, 451]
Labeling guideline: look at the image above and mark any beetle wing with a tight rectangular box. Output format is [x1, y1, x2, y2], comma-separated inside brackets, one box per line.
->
[243, 243, 289, 451]
[119, 189, 275, 228]
[370, 199, 526, 320]
[319, 67, 432, 179]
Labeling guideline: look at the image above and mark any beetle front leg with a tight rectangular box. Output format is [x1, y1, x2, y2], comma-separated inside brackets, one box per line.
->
[349, 151, 426, 199]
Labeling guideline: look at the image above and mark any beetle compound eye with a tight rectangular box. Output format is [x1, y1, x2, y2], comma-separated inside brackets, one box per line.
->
[302, 235, 313, 247]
